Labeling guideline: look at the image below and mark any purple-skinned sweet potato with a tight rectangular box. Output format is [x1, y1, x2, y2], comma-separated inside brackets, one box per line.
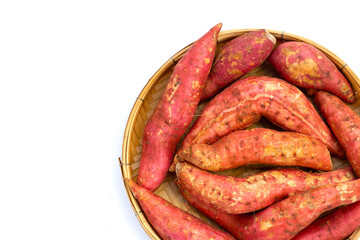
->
[137, 23, 222, 191]
[175, 162, 355, 214]
[172, 76, 344, 171]
[293, 201, 360, 240]
[201, 29, 276, 101]
[268, 41, 355, 103]
[177, 128, 332, 171]
[315, 90, 360, 177]
[126, 179, 236, 240]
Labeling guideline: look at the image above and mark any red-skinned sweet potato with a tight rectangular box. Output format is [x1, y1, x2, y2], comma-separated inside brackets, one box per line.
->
[173, 76, 344, 170]
[315, 90, 360, 177]
[126, 179, 236, 240]
[293, 201, 360, 240]
[175, 162, 356, 214]
[177, 128, 332, 171]
[176, 168, 358, 240]
[201, 29, 276, 101]
[268, 41, 355, 103]
[137, 23, 222, 191]
[242, 179, 360, 240]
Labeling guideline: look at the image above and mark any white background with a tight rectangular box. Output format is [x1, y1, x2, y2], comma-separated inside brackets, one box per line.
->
[0, 1, 359, 239]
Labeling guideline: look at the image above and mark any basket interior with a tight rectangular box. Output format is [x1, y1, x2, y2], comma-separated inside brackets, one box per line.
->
[121, 29, 360, 240]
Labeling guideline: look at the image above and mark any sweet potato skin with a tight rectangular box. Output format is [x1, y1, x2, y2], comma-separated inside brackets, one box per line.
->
[126, 179, 236, 240]
[315, 91, 360, 177]
[201, 29, 276, 101]
[137, 23, 222, 191]
[293, 201, 360, 240]
[177, 128, 332, 171]
[178, 76, 344, 159]
[175, 162, 355, 214]
[268, 41, 355, 103]
[243, 179, 360, 240]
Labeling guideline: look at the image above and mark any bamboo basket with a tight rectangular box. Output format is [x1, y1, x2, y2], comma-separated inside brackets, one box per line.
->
[120, 29, 360, 240]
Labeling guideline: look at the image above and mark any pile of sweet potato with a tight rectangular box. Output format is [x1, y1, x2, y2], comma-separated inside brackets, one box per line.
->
[128, 23, 360, 240]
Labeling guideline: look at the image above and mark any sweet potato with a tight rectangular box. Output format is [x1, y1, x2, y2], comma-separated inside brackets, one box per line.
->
[293, 201, 360, 240]
[126, 179, 236, 240]
[176, 169, 358, 240]
[268, 41, 355, 103]
[315, 90, 360, 177]
[201, 29, 276, 101]
[241, 178, 360, 240]
[137, 23, 222, 191]
[175, 162, 355, 214]
[177, 128, 332, 171]
[177, 76, 344, 161]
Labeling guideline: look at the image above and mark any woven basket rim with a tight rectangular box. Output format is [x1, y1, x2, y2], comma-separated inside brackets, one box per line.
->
[121, 28, 360, 240]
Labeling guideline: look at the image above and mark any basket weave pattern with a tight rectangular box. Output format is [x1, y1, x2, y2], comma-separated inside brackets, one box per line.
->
[121, 29, 360, 240]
